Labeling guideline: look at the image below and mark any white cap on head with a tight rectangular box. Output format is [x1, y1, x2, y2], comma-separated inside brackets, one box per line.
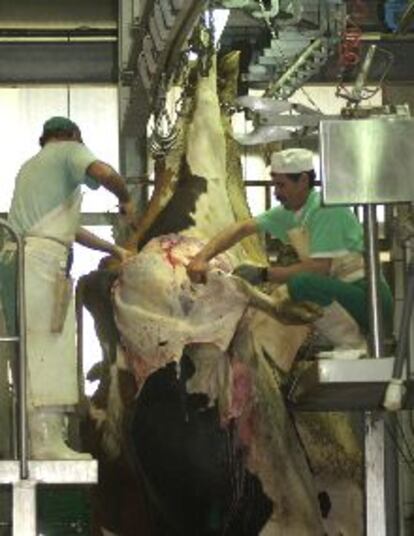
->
[270, 148, 314, 174]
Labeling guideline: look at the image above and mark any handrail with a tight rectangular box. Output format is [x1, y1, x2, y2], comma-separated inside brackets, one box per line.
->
[0, 219, 28, 479]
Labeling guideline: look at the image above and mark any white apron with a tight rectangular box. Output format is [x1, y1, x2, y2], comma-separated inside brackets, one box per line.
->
[287, 226, 309, 261]
[24, 191, 81, 409]
[287, 226, 364, 282]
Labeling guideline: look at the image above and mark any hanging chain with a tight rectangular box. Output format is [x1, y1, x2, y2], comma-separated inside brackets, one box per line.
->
[149, 108, 179, 158]
[258, 0, 278, 41]
[190, 6, 216, 78]
[149, 6, 218, 157]
[174, 13, 216, 118]
[149, 74, 179, 158]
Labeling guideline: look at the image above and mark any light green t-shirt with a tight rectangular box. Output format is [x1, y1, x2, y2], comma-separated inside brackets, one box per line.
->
[255, 190, 364, 258]
[8, 141, 99, 235]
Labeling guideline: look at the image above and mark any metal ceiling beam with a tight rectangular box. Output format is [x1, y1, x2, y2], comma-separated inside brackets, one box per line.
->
[0, 42, 117, 84]
[0, 0, 117, 30]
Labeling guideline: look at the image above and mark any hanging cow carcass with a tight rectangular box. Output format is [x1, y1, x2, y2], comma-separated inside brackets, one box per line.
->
[81, 52, 363, 536]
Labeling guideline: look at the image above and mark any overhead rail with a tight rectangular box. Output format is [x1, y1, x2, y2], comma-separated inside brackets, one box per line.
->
[119, 0, 209, 136]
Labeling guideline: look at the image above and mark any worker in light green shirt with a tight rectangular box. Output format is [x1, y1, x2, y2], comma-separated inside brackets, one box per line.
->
[187, 148, 393, 352]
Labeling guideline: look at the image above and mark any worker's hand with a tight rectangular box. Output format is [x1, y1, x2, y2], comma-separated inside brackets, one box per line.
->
[187, 257, 210, 284]
[113, 246, 135, 263]
[232, 263, 267, 285]
[119, 199, 137, 228]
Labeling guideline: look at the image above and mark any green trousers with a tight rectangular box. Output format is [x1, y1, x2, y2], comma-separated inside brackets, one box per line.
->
[287, 272, 394, 334]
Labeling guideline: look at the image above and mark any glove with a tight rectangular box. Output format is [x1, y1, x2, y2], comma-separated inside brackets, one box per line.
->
[232, 264, 267, 285]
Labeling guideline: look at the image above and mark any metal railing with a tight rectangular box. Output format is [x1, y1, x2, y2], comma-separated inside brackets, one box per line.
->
[0, 218, 28, 479]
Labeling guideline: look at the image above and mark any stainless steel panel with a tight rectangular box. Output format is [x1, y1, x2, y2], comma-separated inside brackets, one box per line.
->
[13, 480, 36, 536]
[320, 118, 414, 205]
[317, 356, 395, 382]
[288, 357, 401, 410]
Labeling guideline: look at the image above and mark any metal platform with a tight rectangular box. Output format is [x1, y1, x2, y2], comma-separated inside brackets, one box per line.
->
[287, 356, 414, 411]
[0, 459, 97, 484]
[0, 219, 99, 535]
[2, 460, 98, 535]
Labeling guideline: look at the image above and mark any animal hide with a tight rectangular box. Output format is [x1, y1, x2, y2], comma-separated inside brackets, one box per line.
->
[83, 51, 363, 536]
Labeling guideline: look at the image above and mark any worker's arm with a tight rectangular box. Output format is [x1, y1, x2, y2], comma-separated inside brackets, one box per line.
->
[187, 219, 258, 283]
[86, 161, 135, 224]
[232, 254, 332, 285]
[75, 227, 133, 263]
[267, 257, 332, 284]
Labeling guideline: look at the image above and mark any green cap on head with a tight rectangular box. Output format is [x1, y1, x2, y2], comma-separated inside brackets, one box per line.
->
[42, 116, 79, 135]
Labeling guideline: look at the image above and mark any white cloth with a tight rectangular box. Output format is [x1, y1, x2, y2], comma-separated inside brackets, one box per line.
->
[287, 227, 309, 260]
[25, 237, 78, 408]
[24, 192, 80, 408]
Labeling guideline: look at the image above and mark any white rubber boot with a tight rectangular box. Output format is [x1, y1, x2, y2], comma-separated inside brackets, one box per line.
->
[29, 410, 92, 460]
[314, 301, 367, 359]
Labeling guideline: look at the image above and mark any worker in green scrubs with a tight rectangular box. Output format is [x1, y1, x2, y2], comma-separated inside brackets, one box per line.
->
[187, 148, 393, 352]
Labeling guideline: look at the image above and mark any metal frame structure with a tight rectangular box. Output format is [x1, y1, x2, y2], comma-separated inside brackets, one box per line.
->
[0, 219, 97, 535]
[288, 107, 414, 533]
[287, 207, 410, 536]
[364, 205, 397, 536]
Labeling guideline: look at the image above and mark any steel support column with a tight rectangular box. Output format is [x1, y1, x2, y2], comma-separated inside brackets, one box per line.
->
[118, 0, 148, 213]
[13, 481, 36, 536]
[364, 205, 399, 536]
